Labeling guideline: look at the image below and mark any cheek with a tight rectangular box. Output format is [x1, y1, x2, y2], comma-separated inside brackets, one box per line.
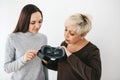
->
[71, 36, 80, 43]
[29, 25, 34, 30]
[28, 26, 34, 32]
[71, 37, 76, 42]
[64, 32, 66, 37]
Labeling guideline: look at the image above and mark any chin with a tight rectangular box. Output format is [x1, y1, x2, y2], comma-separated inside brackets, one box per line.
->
[31, 32, 37, 34]
[34, 31, 39, 33]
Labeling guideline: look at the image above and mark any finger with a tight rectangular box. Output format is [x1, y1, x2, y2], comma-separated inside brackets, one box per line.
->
[27, 54, 36, 58]
[61, 46, 67, 51]
[28, 50, 38, 54]
[61, 46, 71, 57]
[26, 55, 35, 61]
[27, 52, 36, 56]
[26, 57, 32, 61]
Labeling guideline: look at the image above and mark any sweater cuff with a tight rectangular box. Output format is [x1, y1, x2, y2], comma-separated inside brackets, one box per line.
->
[21, 56, 27, 64]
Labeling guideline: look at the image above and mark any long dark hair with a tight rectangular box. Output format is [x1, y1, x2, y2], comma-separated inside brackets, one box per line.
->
[13, 4, 43, 33]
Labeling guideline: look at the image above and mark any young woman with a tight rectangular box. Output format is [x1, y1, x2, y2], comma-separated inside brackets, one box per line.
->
[4, 4, 48, 80]
[43, 13, 101, 80]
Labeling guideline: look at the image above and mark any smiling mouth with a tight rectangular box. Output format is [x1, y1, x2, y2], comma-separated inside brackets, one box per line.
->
[35, 29, 39, 32]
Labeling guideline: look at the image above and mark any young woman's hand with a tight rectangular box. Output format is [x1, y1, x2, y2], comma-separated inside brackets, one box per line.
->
[23, 50, 38, 62]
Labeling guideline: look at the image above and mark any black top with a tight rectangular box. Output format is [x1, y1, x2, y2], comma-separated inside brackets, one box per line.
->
[43, 41, 101, 80]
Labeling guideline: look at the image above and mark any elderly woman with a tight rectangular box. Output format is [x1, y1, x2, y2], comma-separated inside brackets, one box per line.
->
[43, 13, 101, 80]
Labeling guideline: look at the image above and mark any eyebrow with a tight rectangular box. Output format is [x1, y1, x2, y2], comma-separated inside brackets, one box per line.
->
[70, 30, 76, 34]
[69, 29, 77, 33]
[30, 19, 43, 22]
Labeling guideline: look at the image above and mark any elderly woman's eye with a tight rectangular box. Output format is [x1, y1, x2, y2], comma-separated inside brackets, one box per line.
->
[70, 33, 75, 36]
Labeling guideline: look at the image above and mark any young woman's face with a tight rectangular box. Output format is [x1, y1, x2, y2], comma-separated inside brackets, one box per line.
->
[64, 24, 82, 44]
[28, 12, 43, 34]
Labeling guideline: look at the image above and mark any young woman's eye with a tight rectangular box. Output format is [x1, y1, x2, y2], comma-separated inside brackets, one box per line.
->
[39, 19, 43, 23]
[30, 21, 35, 25]
[31, 23, 35, 25]
[39, 21, 42, 23]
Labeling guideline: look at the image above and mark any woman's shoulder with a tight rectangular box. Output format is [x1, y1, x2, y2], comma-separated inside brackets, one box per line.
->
[88, 42, 99, 50]
[85, 42, 100, 55]
[7, 33, 17, 39]
[6, 33, 19, 43]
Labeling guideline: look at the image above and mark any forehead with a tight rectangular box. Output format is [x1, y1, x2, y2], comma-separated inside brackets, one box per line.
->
[65, 25, 77, 33]
[30, 12, 42, 21]
[65, 24, 77, 32]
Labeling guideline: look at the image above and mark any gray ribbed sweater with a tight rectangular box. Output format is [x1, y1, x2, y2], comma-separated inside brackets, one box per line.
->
[4, 32, 48, 80]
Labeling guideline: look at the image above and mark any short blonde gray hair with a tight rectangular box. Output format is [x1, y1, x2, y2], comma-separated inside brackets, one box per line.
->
[65, 13, 92, 35]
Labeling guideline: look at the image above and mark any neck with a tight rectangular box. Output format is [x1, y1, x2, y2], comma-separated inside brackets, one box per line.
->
[67, 38, 89, 53]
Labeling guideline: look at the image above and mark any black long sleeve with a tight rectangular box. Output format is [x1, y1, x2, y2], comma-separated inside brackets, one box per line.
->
[67, 48, 101, 80]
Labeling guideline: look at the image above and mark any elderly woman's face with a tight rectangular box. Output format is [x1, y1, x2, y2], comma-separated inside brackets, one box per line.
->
[28, 12, 43, 34]
[64, 24, 82, 44]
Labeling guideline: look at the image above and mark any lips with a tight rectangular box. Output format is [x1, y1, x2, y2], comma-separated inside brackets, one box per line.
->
[65, 39, 69, 43]
[35, 29, 39, 32]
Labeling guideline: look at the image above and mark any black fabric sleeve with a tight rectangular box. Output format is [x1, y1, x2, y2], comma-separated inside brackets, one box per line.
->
[42, 59, 59, 71]
[67, 49, 101, 80]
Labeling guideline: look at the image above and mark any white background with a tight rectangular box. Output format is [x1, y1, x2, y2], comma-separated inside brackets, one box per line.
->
[0, 0, 120, 80]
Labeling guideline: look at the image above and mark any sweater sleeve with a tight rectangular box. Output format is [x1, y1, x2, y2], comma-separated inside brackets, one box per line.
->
[67, 49, 101, 80]
[4, 36, 27, 73]
[43, 66, 49, 80]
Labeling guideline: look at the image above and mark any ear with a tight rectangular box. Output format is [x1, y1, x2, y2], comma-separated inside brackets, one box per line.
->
[80, 33, 87, 39]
